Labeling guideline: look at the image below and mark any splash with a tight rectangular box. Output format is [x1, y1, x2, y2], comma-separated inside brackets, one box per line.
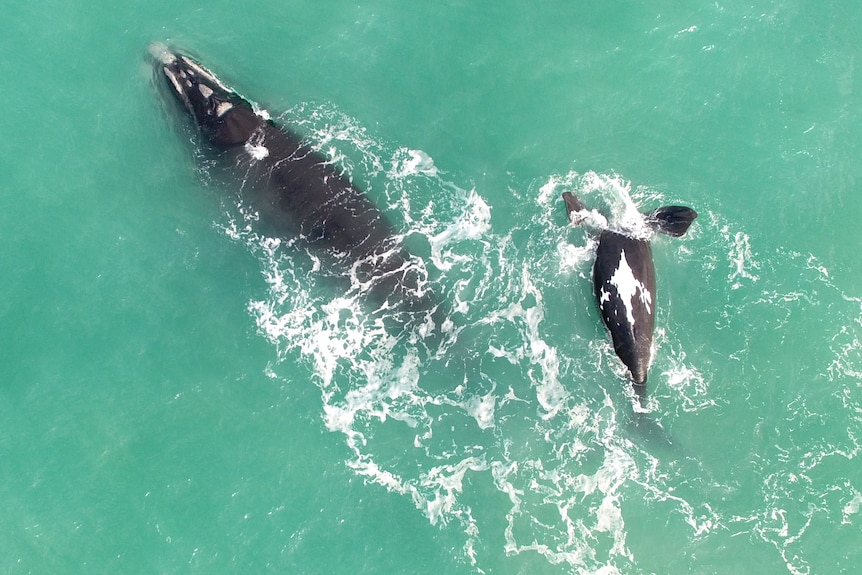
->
[540, 170, 664, 240]
[191, 101, 862, 574]
[238, 155, 722, 573]
[727, 228, 760, 288]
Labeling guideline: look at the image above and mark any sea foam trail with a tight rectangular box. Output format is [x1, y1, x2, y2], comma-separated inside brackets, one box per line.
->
[234, 127, 715, 572]
[197, 102, 860, 574]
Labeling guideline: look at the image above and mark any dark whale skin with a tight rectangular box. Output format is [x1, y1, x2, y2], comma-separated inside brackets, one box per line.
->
[150, 44, 431, 312]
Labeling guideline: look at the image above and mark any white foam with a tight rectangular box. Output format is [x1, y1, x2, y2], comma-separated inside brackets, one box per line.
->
[147, 41, 175, 65]
[674, 25, 699, 37]
[544, 170, 655, 239]
[244, 143, 269, 161]
[465, 392, 497, 430]
[252, 104, 271, 121]
[221, 108, 741, 572]
[557, 238, 596, 275]
[726, 228, 760, 288]
[429, 189, 491, 271]
[423, 457, 488, 525]
[842, 489, 862, 524]
[389, 148, 438, 178]
[661, 357, 715, 413]
[579, 171, 651, 238]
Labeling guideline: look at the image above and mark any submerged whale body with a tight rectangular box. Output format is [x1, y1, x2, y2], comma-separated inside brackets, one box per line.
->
[562, 191, 697, 400]
[148, 43, 432, 315]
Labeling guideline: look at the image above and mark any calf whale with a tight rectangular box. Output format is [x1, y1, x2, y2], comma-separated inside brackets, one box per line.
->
[562, 191, 697, 400]
[148, 43, 432, 316]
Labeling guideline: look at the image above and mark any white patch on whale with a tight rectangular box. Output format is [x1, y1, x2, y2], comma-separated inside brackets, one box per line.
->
[180, 56, 232, 93]
[601, 249, 652, 328]
[245, 142, 270, 161]
[163, 68, 184, 96]
[215, 101, 233, 117]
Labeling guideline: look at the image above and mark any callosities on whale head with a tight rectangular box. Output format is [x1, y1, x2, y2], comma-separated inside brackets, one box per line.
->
[149, 42, 261, 147]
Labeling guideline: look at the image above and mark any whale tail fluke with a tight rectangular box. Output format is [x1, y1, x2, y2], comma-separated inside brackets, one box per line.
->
[628, 410, 678, 451]
[646, 206, 698, 237]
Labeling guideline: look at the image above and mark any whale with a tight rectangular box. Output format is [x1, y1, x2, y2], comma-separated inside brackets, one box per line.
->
[148, 43, 432, 315]
[562, 191, 697, 400]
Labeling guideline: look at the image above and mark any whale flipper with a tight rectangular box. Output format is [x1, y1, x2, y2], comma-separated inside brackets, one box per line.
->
[646, 206, 698, 237]
[562, 191, 588, 221]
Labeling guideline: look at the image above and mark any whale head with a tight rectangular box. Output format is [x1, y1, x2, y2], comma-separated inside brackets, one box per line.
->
[149, 42, 262, 147]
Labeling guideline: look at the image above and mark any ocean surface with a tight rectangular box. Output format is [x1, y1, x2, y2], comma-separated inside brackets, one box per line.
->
[2, 1, 860, 574]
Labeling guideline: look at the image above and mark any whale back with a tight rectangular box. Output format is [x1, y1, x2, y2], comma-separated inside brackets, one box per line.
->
[562, 191, 696, 398]
[152, 47, 434, 315]
[593, 231, 656, 389]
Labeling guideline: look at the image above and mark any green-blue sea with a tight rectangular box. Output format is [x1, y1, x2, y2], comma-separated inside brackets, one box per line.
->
[2, 1, 860, 573]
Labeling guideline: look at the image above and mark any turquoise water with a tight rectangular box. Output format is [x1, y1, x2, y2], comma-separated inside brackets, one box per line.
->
[2, 1, 861, 573]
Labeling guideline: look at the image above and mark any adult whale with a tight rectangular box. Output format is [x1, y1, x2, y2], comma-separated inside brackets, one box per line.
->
[562, 191, 697, 401]
[148, 43, 432, 315]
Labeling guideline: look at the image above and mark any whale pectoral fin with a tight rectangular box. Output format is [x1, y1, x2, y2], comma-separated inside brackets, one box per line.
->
[562, 192, 588, 225]
[646, 206, 698, 237]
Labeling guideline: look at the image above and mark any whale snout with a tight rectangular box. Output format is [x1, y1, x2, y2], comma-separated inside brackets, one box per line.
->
[149, 43, 247, 138]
